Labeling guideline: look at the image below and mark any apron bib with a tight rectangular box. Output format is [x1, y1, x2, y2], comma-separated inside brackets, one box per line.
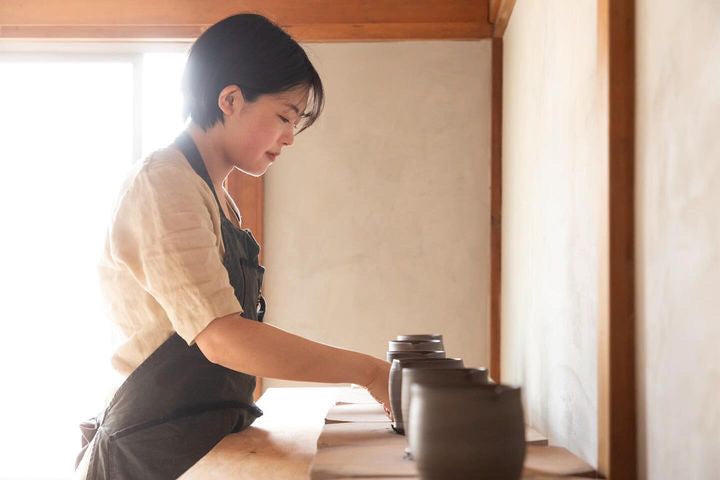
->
[77, 132, 266, 479]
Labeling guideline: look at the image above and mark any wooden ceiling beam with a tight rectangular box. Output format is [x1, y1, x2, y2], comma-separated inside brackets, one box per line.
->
[488, 0, 516, 37]
[0, 0, 492, 41]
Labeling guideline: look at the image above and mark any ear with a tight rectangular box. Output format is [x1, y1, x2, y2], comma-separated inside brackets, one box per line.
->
[218, 85, 245, 117]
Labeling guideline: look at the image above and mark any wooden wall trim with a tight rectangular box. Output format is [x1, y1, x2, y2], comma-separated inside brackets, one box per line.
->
[607, 0, 638, 475]
[490, 37, 503, 382]
[0, 23, 492, 42]
[488, 0, 517, 37]
[0, 0, 492, 41]
[598, 0, 637, 477]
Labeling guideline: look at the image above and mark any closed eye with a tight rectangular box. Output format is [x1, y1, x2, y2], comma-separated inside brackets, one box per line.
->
[278, 115, 290, 124]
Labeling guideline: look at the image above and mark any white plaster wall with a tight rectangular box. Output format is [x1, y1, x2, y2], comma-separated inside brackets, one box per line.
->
[501, 0, 601, 466]
[636, 1, 720, 478]
[262, 41, 492, 389]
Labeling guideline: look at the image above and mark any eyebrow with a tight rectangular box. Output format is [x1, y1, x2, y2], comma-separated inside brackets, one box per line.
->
[284, 102, 310, 118]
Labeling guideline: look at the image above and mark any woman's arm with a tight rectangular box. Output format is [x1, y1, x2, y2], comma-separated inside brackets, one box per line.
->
[195, 313, 391, 413]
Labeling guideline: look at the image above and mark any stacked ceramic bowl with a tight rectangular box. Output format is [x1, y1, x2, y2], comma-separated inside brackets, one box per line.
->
[386, 334, 446, 433]
[388, 334, 526, 480]
[386, 334, 445, 363]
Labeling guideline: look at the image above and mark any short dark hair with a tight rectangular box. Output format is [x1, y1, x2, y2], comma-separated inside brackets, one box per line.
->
[181, 13, 324, 133]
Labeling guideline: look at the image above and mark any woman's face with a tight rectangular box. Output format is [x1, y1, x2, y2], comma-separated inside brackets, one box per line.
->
[220, 86, 309, 177]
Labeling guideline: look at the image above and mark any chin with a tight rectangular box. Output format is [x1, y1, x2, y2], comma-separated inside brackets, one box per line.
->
[234, 165, 268, 177]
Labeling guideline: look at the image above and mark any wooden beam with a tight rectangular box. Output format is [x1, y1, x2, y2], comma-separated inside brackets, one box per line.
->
[489, 0, 502, 24]
[597, 0, 637, 477]
[607, 0, 637, 474]
[488, 0, 516, 37]
[0, 23, 492, 42]
[489, 37, 503, 382]
[0, 0, 492, 41]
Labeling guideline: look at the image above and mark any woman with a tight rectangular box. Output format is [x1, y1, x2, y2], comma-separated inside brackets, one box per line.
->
[76, 14, 391, 479]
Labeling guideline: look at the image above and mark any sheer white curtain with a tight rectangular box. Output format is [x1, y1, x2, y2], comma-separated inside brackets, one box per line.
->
[0, 50, 186, 479]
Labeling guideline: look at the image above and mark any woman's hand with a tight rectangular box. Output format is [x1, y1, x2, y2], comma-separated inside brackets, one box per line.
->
[364, 359, 393, 420]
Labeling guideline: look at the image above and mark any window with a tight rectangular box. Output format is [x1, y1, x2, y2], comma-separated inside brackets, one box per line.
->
[0, 45, 188, 479]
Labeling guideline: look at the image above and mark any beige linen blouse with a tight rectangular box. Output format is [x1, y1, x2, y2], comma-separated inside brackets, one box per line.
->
[98, 145, 243, 378]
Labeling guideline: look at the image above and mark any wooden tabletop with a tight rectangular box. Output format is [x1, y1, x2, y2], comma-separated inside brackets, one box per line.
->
[182, 386, 598, 480]
[181, 387, 339, 480]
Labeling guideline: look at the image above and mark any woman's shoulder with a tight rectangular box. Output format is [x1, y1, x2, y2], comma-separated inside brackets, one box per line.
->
[140, 144, 196, 180]
[110, 144, 216, 222]
[125, 145, 209, 197]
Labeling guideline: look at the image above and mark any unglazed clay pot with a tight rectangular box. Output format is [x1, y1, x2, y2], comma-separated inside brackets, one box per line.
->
[409, 383, 525, 480]
[388, 339, 443, 352]
[389, 357, 464, 434]
[401, 367, 489, 446]
[395, 334, 444, 350]
[386, 350, 445, 363]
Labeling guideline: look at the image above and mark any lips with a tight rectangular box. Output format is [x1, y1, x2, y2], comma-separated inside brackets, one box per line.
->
[266, 152, 279, 161]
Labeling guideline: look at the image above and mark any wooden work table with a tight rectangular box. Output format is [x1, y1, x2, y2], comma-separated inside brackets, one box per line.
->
[182, 386, 599, 479]
[181, 387, 338, 479]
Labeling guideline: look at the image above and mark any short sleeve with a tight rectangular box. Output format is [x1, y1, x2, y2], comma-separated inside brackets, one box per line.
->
[108, 154, 242, 344]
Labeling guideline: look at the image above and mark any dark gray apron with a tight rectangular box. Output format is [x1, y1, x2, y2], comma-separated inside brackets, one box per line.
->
[76, 132, 266, 479]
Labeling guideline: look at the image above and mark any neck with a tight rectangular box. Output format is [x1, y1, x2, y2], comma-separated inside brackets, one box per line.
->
[187, 123, 233, 195]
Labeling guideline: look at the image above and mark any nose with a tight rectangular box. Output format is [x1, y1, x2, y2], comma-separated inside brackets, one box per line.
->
[281, 125, 295, 147]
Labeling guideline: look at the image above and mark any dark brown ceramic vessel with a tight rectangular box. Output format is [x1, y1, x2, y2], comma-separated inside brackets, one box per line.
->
[408, 383, 526, 480]
[389, 357, 464, 434]
[401, 367, 489, 443]
[395, 334, 444, 350]
[386, 350, 445, 363]
[388, 339, 443, 352]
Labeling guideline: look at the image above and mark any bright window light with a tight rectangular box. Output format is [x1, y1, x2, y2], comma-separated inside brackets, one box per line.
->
[142, 53, 188, 157]
[0, 50, 187, 479]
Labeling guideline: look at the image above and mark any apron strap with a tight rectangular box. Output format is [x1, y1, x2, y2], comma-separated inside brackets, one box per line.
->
[174, 131, 226, 217]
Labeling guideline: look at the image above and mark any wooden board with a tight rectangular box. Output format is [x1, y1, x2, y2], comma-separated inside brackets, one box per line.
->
[317, 422, 404, 449]
[0, 0, 492, 41]
[313, 397, 414, 478]
[325, 403, 390, 424]
[311, 422, 415, 479]
[313, 388, 593, 479]
[522, 446, 596, 478]
[311, 443, 418, 479]
[525, 425, 549, 446]
[312, 422, 593, 479]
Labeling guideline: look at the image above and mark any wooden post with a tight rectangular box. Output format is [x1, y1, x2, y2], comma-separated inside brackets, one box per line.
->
[597, 0, 637, 477]
[490, 37, 503, 382]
